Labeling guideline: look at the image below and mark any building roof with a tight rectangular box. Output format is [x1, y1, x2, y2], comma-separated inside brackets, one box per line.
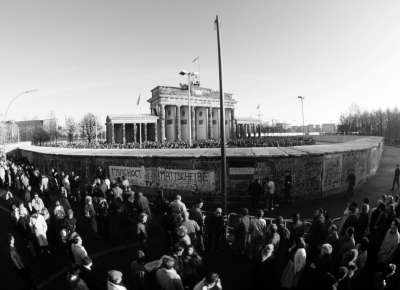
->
[106, 114, 158, 124]
[148, 85, 236, 104]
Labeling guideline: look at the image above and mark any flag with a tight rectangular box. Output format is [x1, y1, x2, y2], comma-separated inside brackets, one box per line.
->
[136, 94, 141, 106]
[192, 56, 199, 63]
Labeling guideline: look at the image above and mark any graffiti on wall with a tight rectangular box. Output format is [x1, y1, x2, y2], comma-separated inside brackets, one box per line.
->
[322, 154, 343, 191]
[109, 166, 216, 192]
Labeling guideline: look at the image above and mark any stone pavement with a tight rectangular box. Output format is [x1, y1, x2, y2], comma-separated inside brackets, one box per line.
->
[0, 145, 398, 290]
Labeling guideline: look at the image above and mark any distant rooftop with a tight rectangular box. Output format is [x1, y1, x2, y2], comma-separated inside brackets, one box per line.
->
[148, 85, 235, 102]
[106, 114, 158, 124]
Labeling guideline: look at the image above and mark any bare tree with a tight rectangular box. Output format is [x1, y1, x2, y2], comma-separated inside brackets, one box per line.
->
[79, 113, 102, 144]
[65, 117, 78, 143]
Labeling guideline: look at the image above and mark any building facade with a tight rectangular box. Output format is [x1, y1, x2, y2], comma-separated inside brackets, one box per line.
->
[148, 86, 237, 142]
[105, 114, 158, 144]
[322, 123, 337, 134]
[105, 85, 239, 144]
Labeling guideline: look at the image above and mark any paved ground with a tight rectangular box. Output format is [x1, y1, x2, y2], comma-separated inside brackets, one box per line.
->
[0, 145, 398, 290]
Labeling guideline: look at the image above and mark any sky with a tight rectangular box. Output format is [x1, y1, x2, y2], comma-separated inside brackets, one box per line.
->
[1, 0, 400, 126]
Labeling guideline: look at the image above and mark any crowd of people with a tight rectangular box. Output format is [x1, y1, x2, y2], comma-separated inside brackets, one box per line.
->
[36, 136, 315, 150]
[1, 159, 225, 290]
[2, 157, 400, 290]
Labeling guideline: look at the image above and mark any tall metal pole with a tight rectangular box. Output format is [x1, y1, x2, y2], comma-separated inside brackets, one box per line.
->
[187, 74, 192, 147]
[215, 15, 228, 214]
[298, 96, 305, 136]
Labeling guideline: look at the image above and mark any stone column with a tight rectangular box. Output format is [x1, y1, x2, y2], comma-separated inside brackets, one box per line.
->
[111, 123, 115, 143]
[122, 123, 126, 144]
[160, 104, 166, 141]
[208, 107, 212, 139]
[191, 106, 196, 141]
[133, 123, 137, 143]
[231, 109, 236, 138]
[176, 105, 181, 140]
[153, 122, 158, 141]
[144, 123, 147, 141]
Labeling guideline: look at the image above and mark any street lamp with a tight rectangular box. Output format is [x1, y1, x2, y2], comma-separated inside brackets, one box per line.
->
[2, 89, 39, 159]
[298, 96, 305, 136]
[179, 70, 197, 147]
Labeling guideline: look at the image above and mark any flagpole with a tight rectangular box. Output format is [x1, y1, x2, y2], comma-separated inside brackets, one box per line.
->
[215, 15, 228, 215]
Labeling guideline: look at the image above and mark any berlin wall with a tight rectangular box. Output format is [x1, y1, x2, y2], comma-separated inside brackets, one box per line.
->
[10, 136, 384, 205]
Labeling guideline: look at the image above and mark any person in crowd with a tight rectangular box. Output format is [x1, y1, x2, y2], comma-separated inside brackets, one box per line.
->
[107, 270, 127, 290]
[29, 212, 50, 254]
[18, 202, 31, 233]
[193, 272, 222, 290]
[281, 236, 307, 289]
[181, 211, 201, 248]
[378, 218, 400, 264]
[84, 196, 98, 235]
[9, 234, 37, 290]
[64, 209, 77, 235]
[130, 250, 147, 290]
[71, 236, 92, 269]
[176, 226, 191, 247]
[67, 266, 90, 290]
[284, 170, 293, 203]
[182, 244, 202, 289]
[154, 190, 169, 217]
[266, 176, 276, 211]
[254, 243, 278, 290]
[355, 237, 369, 271]
[155, 256, 184, 290]
[249, 178, 262, 211]
[205, 208, 224, 253]
[190, 199, 205, 251]
[96, 196, 110, 240]
[54, 200, 66, 220]
[169, 194, 188, 215]
[31, 193, 45, 213]
[337, 227, 356, 262]
[356, 200, 370, 241]
[136, 191, 151, 217]
[347, 170, 356, 195]
[392, 164, 400, 192]
[233, 208, 251, 255]
[289, 213, 305, 245]
[248, 209, 266, 260]
[340, 202, 359, 237]
[136, 213, 149, 250]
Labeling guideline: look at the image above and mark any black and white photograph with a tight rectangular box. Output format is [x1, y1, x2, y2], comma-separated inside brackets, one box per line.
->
[1, 1, 400, 289]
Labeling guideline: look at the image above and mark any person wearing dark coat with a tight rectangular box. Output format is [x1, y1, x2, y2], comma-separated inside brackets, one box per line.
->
[248, 179, 262, 211]
[205, 208, 225, 253]
[254, 243, 279, 290]
[340, 202, 359, 237]
[233, 208, 251, 256]
[136, 192, 151, 217]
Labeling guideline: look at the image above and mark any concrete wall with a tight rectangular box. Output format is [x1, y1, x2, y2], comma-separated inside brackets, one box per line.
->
[9, 137, 383, 205]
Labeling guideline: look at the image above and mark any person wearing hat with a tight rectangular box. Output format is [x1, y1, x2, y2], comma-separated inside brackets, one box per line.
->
[107, 270, 127, 290]
[155, 256, 184, 290]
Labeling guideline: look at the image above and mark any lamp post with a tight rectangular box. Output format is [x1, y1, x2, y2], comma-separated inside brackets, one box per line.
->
[2, 89, 38, 159]
[215, 15, 228, 215]
[298, 96, 305, 136]
[179, 70, 196, 147]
